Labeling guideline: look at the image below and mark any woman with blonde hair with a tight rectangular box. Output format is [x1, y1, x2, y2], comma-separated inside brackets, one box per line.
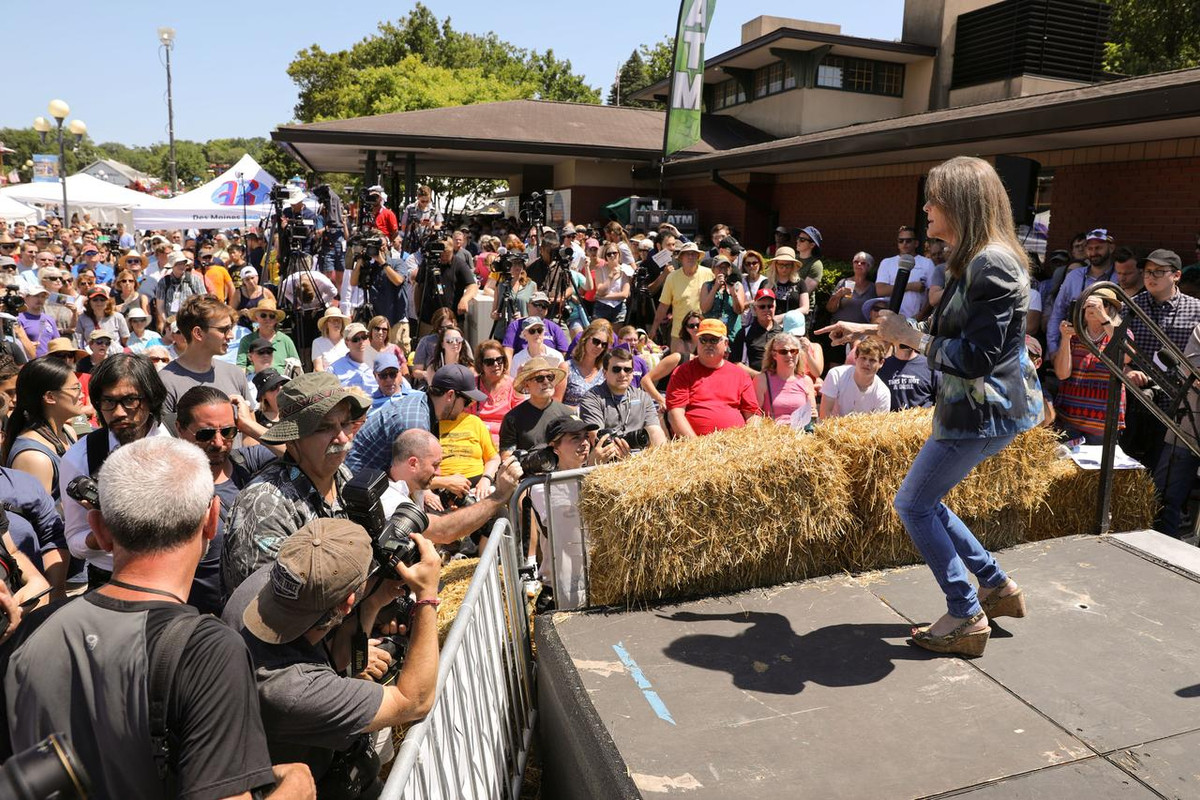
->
[602, 221, 634, 266]
[562, 318, 612, 409]
[819, 155, 1044, 657]
[755, 333, 817, 429]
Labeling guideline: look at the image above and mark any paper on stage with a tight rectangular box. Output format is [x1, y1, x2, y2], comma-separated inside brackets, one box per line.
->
[1068, 444, 1143, 470]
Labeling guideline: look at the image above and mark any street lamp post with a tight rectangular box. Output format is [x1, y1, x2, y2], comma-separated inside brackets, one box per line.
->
[158, 27, 178, 195]
[33, 100, 85, 224]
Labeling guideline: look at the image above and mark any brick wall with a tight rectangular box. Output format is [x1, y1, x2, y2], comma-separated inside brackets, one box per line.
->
[773, 175, 923, 262]
[564, 185, 636, 227]
[667, 182, 752, 241]
[1048, 157, 1200, 258]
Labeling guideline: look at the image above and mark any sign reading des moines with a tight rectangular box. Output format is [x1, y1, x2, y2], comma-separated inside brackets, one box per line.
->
[665, 0, 716, 156]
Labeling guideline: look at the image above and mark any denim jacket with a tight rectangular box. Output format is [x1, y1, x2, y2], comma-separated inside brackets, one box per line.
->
[924, 245, 1044, 440]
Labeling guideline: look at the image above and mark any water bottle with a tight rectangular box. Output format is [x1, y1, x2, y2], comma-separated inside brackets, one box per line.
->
[1054, 436, 1086, 459]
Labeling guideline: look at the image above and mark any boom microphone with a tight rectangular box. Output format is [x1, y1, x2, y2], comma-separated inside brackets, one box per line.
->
[889, 254, 915, 314]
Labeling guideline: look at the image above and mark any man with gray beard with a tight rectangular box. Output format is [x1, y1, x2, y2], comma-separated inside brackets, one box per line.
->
[221, 372, 371, 598]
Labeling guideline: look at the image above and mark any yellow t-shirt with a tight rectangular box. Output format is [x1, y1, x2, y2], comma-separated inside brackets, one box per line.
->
[438, 412, 497, 478]
[660, 266, 714, 338]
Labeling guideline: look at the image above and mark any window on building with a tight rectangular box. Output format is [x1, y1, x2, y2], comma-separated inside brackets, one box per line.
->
[815, 55, 905, 97]
[713, 79, 747, 110]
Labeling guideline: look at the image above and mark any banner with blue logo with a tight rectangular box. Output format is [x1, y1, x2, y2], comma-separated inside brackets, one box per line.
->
[132, 152, 279, 230]
[32, 154, 59, 183]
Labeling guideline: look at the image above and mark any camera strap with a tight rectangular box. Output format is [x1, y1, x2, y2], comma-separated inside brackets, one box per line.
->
[350, 607, 369, 677]
[149, 611, 204, 794]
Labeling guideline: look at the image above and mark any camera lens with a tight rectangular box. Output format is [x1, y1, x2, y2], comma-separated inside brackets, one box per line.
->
[0, 733, 91, 800]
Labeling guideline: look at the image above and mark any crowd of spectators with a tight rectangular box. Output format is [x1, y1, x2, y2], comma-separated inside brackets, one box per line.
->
[0, 189, 1197, 795]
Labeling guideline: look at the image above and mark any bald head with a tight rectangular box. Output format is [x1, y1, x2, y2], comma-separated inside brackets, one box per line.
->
[391, 428, 439, 465]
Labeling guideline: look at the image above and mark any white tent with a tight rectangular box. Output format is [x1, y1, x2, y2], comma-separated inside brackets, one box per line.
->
[133, 154, 278, 230]
[0, 173, 165, 228]
[0, 195, 40, 224]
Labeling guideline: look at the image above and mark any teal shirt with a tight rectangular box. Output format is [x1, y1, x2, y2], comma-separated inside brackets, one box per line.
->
[236, 329, 300, 373]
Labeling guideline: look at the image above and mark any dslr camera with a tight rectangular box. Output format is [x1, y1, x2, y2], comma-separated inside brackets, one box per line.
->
[597, 427, 651, 451]
[511, 447, 558, 476]
[343, 468, 430, 574]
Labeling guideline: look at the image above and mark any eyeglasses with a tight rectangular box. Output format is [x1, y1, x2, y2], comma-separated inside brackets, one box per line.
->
[444, 337, 464, 345]
[207, 323, 235, 334]
[530, 373, 556, 385]
[56, 383, 83, 397]
[349, 334, 369, 344]
[609, 365, 634, 374]
[482, 356, 505, 367]
[698, 336, 722, 345]
[371, 325, 389, 332]
[685, 322, 701, 330]
[192, 425, 237, 442]
[1144, 267, 1175, 278]
[775, 348, 800, 356]
[98, 394, 143, 411]
[116, 278, 135, 284]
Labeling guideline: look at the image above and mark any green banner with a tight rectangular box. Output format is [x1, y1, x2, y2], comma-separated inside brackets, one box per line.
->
[664, 0, 716, 156]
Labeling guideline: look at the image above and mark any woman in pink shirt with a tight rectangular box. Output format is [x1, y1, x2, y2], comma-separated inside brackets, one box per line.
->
[754, 333, 817, 429]
[470, 339, 524, 446]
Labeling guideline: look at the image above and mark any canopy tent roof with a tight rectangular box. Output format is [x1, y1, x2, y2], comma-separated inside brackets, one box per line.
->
[0, 195, 40, 224]
[0, 173, 166, 210]
[132, 154, 279, 230]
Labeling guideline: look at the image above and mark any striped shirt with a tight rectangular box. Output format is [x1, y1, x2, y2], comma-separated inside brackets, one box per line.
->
[1056, 333, 1124, 437]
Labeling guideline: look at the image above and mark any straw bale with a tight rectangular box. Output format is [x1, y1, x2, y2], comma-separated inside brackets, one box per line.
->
[580, 422, 855, 607]
[437, 557, 479, 642]
[1021, 460, 1158, 540]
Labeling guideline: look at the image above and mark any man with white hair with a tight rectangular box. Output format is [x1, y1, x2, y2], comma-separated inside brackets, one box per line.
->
[0, 437, 315, 799]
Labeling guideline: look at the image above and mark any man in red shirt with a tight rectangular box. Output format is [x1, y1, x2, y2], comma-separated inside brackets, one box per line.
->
[369, 185, 399, 241]
[665, 319, 761, 437]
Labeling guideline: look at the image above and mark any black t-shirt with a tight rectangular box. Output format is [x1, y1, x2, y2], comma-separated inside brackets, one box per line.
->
[526, 257, 550, 288]
[878, 354, 939, 411]
[418, 252, 474, 323]
[0, 593, 275, 799]
[773, 281, 805, 315]
[731, 320, 781, 368]
[498, 400, 572, 453]
[189, 445, 278, 615]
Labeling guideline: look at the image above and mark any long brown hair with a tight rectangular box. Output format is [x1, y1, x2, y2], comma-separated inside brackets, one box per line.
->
[924, 156, 1029, 280]
[570, 319, 612, 364]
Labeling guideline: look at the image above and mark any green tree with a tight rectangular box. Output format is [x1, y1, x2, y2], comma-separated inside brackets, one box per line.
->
[0, 126, 101, 181]
[640, 37, 675, 85]
[608, 50, 650, 106]
[607, 38, 675, 108]
[1103, 0, 1200, 75]
[163, 140, 208, 187]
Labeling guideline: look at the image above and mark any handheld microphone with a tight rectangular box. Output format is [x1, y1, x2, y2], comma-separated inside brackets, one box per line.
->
[889, 254, 915, 314]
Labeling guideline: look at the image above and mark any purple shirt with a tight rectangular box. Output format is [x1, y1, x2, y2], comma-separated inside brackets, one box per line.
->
[503, 317, 570, 356]
[17, 311, 59, 357]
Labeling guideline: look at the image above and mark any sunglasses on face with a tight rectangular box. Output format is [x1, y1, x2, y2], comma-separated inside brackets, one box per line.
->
[444, 337, 464, 345]
[530, 373, 556, 385]
[92, 339, 112, 347]
[796, 237, 813, 244]
[376, 369, 400, 380]
[589, 337, 606, 347]
[609, 365, 634, 374]
[604, 252, 619, 258]
[698, 336, 722, 345]
[116, 278, 135, 284]
[755, 303, 774, 310]
[685, 322, 701, 330]
[193, 425, 237, 443]
[525, 327, 544, 335]
[371, 326, 388, 332]
[482, 356, 505, 367]
[0, 244, 15, 250]
[776, 348, 800, 356]
[252, 348, 274, 356]
[256, 312, 275, 320]
[208, 323, 235, 334]
[349, 335, 369, 344]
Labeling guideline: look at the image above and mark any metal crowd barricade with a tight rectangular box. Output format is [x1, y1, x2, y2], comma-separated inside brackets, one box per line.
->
[508, 467, 596, 612]
[381, 516, 536, 800]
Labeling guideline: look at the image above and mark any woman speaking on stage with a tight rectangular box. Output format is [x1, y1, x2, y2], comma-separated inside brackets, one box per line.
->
[819, 156, 1044, 657]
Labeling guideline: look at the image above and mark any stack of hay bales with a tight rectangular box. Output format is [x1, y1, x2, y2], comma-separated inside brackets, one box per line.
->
[578, 409, 1158, 608]
[579, 422, 855, 607]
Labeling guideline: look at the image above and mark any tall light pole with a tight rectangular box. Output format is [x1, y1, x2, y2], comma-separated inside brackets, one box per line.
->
[33, 100, 86, 224]
[158, 26, 178, 195]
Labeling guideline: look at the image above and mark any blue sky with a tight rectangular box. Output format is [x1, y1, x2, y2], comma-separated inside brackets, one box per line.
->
[1, 0, 903, 147]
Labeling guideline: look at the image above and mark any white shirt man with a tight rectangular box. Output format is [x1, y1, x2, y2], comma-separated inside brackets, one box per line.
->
[875, 228, 935, 319]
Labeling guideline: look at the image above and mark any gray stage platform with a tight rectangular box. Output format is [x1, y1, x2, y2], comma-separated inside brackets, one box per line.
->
[535, 533, 1200, 799]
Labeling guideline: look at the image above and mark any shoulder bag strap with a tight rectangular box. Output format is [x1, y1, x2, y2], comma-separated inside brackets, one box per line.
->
[149, 612, 204, 794]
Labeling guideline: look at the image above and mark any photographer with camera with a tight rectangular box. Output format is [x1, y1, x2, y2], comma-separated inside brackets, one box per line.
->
[223, 517, 440, 795]
[383, 428, 523, 544]
[277, 186, 324, 260]
[579, 348, 665, 461]
[367, 186, 398, 242]
[1, 437, 315, 799]
[399, 185, 442, 255]
[525, 233, 575, 324]
[414, 234, 475, 336]
[313, 183, 349, 291]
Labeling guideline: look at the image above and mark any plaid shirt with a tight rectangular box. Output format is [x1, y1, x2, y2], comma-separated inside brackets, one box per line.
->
[1130, 288, 1200, 409]
[343, 390, 433, 474]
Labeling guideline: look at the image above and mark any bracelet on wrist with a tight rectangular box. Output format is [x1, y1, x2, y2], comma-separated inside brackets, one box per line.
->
[414, 597, 440, 609]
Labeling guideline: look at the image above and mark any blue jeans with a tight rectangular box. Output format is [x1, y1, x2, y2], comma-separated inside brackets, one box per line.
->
[1153, 444, 1200, 538]
[894, 434, 1016, 618]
